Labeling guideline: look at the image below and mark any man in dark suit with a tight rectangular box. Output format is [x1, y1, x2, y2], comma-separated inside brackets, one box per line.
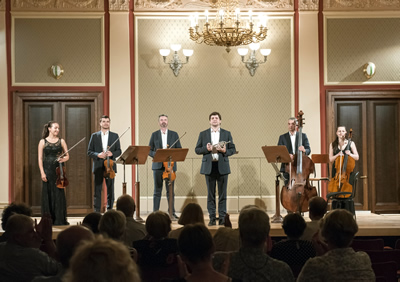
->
[277, 117, 311, 185]
[148, 114, 182, 220]
[195, 112, 236, 226]
[88, 115, 121, 212]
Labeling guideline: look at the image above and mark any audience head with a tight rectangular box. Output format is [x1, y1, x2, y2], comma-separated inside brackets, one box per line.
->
[320, 209, 358, 248]
[82, 212, 102, 234]
[99, 210, 126, 240]
[308, 196, 327, 220]
[178, 223, 214, 264]
[1, 202, 32, 230]
[6, 214, 41, 248]
[178, 203, 204, 225]
[65, 236, 140, 282]
[282, 213, 306, 239]
[146, 211, 171, 239]
[238, 207, 270, 248]
[57, 225, 94, 268]
[116, 195, 136, 218]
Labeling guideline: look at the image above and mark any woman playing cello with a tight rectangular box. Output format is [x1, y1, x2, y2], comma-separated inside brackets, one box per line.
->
[329, 126, 359, 174]
[38, 121, 69, 225]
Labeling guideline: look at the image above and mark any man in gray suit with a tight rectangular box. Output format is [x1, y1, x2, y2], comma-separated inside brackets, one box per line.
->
[148, 114, 182, 219]
[195, 112, 236, 226]
[88, 115, 121, 212]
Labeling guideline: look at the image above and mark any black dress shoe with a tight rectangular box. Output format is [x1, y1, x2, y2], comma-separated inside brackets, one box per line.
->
[218, 218, 225, 225]
[208, 219, 216, 226]
[172, 214, 179, 220]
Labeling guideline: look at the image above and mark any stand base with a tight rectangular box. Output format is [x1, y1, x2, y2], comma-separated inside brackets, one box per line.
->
[271, 214, 283, 223]
[135, 215, 144, 223]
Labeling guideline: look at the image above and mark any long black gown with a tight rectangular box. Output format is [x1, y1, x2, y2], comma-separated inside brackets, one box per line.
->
[41, 138, 68, 225]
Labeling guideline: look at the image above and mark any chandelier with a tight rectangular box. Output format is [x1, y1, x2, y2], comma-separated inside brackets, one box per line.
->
[188, 0, 268, 53]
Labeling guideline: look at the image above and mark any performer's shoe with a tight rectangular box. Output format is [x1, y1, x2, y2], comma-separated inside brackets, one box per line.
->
[208, 219, 216, 226]
[172, 214, 179, 221]
[218, 218, 225, 226]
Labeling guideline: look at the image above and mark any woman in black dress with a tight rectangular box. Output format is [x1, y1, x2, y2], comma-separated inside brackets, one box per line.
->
[38, 121, 69, 225]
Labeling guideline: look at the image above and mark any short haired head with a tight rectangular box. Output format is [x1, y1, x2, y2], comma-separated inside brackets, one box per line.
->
[146, 211, 171, 239]
[1, 202, 32, 230]
[282, 213, 306, 239]
[239, 207, 270, 248]
[209, 112, 221, 120]
[116, 195, 136, 218]
[6, 214, 41, 248]
[158, 114, 168, 120]
[82, 212, 102, 234]
[65, 236, 140, 282]
[178, 223, 214, 264]
[178, 203, 204, 225]
[99, 210, 126, 240]
[320, 209, 358, 248]
[308, 196, 327, 220]
[57, 225, 94, 268]
[99, 115, 110, 122]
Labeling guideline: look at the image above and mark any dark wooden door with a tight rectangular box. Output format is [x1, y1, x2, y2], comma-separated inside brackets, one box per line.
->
[328, 91, 400, 213]
[13, 92, 103, 216]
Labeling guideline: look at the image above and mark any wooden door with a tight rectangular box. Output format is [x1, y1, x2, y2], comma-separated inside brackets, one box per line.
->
[13, 92, 103, 216]
[327, 91, 400, 213]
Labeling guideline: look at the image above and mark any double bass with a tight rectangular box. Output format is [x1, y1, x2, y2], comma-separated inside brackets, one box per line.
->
[280, 111, 317, 213]
[328, 129, 355, 198]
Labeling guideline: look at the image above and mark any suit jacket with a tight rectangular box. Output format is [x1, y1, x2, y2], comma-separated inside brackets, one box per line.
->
[277, 131, 311, 171]
[87, 131, 122, 174]
[195, 128, 236, 175]
[148, 130, 182, 171]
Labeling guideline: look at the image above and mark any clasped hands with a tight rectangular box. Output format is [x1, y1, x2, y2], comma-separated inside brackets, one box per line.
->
[98, 151, 113, 159]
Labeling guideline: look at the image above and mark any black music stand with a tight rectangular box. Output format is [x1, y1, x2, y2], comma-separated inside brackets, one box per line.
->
[153, 148, 189, 220]
[116, 145, 150, 222]
[262, 145, 291, 223]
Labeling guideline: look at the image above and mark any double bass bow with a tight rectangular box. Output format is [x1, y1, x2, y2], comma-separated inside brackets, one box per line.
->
[55, 137, 86, 189]
[162, 132, 187, 181]
[103, 127, 130, 179]
[328, 129, 355, 198]
[280, 111, 317, 213]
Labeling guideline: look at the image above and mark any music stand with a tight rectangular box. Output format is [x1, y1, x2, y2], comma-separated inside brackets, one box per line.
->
[262, 145, 291, 223]
[153, 148, 189, 220]
[116, 146, 150, 222]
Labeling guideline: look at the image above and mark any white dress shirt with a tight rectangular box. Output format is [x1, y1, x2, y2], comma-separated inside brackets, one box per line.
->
[211, 127, 220, 160]
[161, 129, 168, 149]
[289, 131, 296, 154]
[101, 130, 109, 152]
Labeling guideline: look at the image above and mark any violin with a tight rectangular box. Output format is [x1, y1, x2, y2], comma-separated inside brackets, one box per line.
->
[328, 129, 355, 198]
[56, 162, 69, 189]
[162, 132, 186, 182]
[280, 111, 317, 213]
[104, 146, 116, 179]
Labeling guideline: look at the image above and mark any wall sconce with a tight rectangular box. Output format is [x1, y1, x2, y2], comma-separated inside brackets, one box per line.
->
[50, 64, 64, 79]
[237, 43, 271, 76]
[159, 44, 193, 77]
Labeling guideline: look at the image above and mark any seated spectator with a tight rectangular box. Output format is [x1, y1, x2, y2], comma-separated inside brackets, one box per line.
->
[33, 225, 94, 282]
[0, 214, 61, 282]
[133, 211, 178, 267]
[0, 202, 32, 242]
[82, 212, 102, 234]
[99, 210, 126, 241]
[172, 223, 241, 282]
[169, 202, 205, 239]
[300, 196, 327, 241]
[297, 209, 375, 281]
[213, 207, 294, 282]
[117, 194, 147, 246]
[64, 236, 140, 282]
[270, 213, 316, 277]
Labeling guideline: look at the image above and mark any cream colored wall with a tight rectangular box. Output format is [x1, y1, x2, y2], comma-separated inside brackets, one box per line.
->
[109, 12, 133, 202]
[0, 11, 9, 205]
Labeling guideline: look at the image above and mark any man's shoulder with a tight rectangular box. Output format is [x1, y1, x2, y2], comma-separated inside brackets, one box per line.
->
[199, 128, 210, 135]
[220, 128, 231, 134]
[279, 132, 288, 138]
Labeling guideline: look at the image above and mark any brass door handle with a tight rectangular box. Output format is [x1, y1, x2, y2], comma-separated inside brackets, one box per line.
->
[360, 176, 367, 179]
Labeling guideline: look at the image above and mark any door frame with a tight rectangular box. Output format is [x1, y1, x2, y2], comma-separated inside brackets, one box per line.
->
[326, 89, 400, 212]
[12, 91, 103, 204]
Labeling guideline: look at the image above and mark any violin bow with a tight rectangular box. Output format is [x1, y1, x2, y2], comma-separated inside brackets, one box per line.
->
[55, 137, 86, 162]
[106, 127, 130, 152]
[169, 132, 186, 148]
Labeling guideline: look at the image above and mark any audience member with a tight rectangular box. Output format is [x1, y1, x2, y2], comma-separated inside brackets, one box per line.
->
[133, 211, 178, 267]
[99, 210, 126, 240]
[64, 236, 141, 282]
[300, 196, 327, 241]
[0, 202, 33, 242]
[169, 202, 205, 239]
[117, 194, 147, 246]
[171, 223, 240, 282]
[213, 207, 294, 282]
[270, 213, 316, 277]
[297, 209, 375, 281]
[0, 214, 61, 282]
[82, 212, 102, 234]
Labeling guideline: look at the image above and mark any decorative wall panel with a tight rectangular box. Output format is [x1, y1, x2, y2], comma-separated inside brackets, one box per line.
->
[324, 0, 400, 11]
[12, 0, 104, 11]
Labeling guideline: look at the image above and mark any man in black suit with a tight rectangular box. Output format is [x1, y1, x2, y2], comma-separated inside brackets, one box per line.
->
[277, 117, 311, 185]
[88, 115, 121, 212]
[148, 114, 182, 220]
[195, 112, 236, 226]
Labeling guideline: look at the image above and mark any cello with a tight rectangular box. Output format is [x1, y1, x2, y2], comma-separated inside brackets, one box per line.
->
[280, 111, 317, 213]
[328, 129, 355, 198]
